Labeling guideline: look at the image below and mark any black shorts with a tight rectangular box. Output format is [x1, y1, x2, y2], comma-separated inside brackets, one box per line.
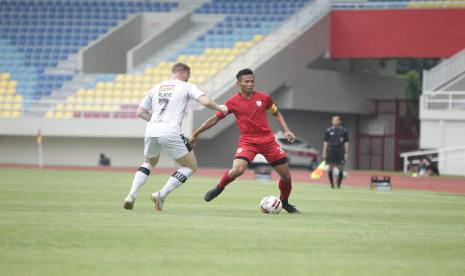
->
[327, 147, 345, 165]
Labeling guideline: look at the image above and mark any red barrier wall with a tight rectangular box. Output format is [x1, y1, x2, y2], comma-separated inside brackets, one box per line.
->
[331, 9, 465, 58]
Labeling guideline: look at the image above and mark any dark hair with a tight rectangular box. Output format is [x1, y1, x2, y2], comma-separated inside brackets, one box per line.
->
[172, 63, 190, 74]
[236, 68, 254, 81]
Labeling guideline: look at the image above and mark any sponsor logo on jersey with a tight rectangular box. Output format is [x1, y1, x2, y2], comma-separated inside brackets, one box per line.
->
[256, 100, 262, 107]
[237, 148, 243, 153]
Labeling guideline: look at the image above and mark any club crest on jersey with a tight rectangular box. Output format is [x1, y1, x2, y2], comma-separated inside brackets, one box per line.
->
[256, 100, 262, 107]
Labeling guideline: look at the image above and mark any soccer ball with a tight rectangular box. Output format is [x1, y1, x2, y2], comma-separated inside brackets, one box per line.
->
[260, 196, 282, 214]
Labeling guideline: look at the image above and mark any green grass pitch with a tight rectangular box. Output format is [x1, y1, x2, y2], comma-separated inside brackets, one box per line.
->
[0, 168, 464, 276]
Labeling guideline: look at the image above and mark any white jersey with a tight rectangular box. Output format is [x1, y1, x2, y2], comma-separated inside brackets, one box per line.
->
[140, 79, 205, 137]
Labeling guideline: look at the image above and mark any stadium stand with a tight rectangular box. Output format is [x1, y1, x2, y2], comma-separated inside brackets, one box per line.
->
[0, 0, 179, 117]
[42, 0, 310, 119]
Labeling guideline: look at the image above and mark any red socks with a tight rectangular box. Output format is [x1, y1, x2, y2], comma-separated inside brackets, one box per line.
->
[218, 170, 235, 189]
[279, 179, 292, 201]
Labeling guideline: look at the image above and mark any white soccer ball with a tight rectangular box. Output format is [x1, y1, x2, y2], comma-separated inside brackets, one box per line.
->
[260, 196, 282, 214]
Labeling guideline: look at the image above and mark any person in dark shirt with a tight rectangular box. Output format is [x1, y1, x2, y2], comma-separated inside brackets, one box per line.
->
[99, 153, 111, 167]
[322, 116, 349, 189]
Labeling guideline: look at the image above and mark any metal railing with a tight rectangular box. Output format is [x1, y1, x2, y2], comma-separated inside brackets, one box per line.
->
[421, 91, 465, 111]
[400, 146, 465, 173]
[423, 48, 465, 92]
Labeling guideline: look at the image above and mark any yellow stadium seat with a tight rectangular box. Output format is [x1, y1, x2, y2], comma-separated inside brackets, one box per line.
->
[65, 103, 74, 111]
[75, 97, 84, 103]
[113, 90, 122, 98]
[84, 97, 94, 103]
[253, 35, 264, 42]
[111, 105, 120, 112]
[124, 83, 134, 90]
[74, 104, 83, 110]
[95, 90, 104, 97]
[67, 96, 75, 103]
[143, 83, 152, 90]
[103, 98, 112, 104]
[0, 88, 6, 95]
[204, 48, 214, 55]
[134, 75, 143, 83]
[158, 62, 170, 69]
[12, 103, 21, 110]
[1, 73, 10, 80]
[115, 74, 126, 82]
[235, 41, 245, 49]
[56, 103, 64, 110]
[0, 95, 4, 102]
[244, 41, 254, 48]
[123, 90, 132, 98]
[3, 103, 12, 110]
[11, 111, 20, 118]
[94, 97, 104, 103]
[76, 89, 86, 96]
[2, 110, 11, 117]
[6, 88, 15, 95]
[115, 83, 123, 89]
[177, 55, 188, 62]
[8, 80, 17, 88]
[125, 75, 135, 82]
[145, 68, 155, 75]
[105, 83, 115, 89]
[82, 104, 92, 111]
[216, 55, 226, 62]
[86, 90, 96, 97]
[64, 112, 73, 119]
[54, 111, 63, 119]
[45, 111, 54, 119]
[104, 90, 113, 97]
[96, 82, 106, 89]
[0, 81, 7, 88]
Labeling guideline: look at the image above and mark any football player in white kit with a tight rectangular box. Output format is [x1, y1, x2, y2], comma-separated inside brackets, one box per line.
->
[123, 63, 227, 211]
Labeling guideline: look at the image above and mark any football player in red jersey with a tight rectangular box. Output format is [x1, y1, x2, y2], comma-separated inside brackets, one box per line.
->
[189, 69, 300, 213]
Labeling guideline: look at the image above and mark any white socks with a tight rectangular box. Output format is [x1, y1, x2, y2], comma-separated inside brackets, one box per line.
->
[128, 163, 153, 199]
[158, 167, 194, 198]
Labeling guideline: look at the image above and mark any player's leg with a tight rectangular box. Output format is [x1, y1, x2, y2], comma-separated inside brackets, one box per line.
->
[327, 163, 335, 189]
[151, 134, 196, 211]
[204, 157, 250, 202]
[272, 162, 299, 213]
[336, 164, 344, 188]
[327, 147, 335, 188]
[124, 137, 160, 209]
[260, 139, 299, 213]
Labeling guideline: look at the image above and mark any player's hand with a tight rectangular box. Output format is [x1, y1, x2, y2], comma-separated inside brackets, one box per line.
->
[188, 134, 198, 147]
[218, 105, 228, 114]
[284, 130, 296, 143]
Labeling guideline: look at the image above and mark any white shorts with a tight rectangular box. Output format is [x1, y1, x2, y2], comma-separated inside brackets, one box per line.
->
[144, 133, 192, 160]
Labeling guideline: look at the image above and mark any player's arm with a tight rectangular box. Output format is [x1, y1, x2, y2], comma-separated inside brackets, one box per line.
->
[322, 141, 328, 161]
[197, 95, 228, 113]
[344, 131, 349, 161]
[136, 106, 151, 122]
[189, 115, 222, 145]
[269, 105, 295, 142]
